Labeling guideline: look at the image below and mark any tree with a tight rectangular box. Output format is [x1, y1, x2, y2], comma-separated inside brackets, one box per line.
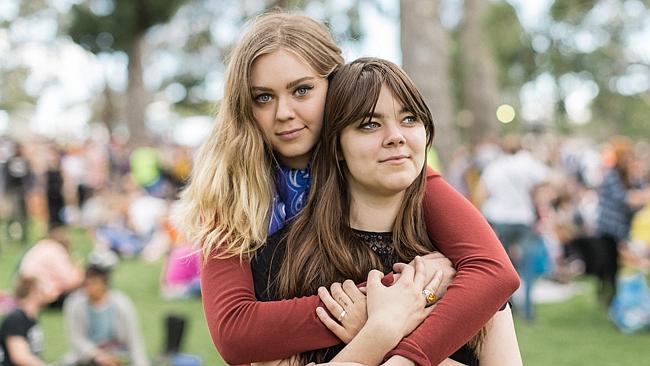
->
[67, 0, 187, 142]
[400, 0, 458, 169]
[458, 0, 501, 142]
[544, 0, 650, 138]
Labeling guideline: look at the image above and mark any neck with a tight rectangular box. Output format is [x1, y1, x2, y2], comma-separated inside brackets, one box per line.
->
[348, 188, 404, 232]
[19, 299, 40, 319]
[90, 293, 109, 306]
[278, 155, 309, 170]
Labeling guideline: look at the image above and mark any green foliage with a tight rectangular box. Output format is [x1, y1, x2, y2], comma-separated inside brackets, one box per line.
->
[485, 2, 536, 89]
[67, 0, 188, 53]
[0, 67, 36, 111]
[550, 0, 600, 24]
[541, 0, 650, 138]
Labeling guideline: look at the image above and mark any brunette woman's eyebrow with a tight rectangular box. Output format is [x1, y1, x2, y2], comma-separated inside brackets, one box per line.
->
[362, 111, 384, 119]
[286, 76, 315, 89]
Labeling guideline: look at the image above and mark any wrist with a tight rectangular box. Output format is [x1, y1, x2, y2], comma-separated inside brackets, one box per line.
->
[363, 318, 403, 348]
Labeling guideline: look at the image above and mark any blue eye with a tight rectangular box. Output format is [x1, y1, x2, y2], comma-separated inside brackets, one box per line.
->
[254, 94, 272, 104]
[294, 85, 313, 97]
[360, 121, 381, 130]
[403, 115, 418, 125]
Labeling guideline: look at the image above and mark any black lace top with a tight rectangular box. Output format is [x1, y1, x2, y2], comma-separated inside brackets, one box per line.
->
[250, 226, 478, 365]
[351, 229, 395, 273]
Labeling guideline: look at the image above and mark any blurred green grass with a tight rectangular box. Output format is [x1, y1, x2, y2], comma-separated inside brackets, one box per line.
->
[2, 224, 650, 365]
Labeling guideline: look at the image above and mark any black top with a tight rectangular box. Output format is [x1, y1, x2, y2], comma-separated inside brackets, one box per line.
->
[251, 227, 480, 365]
[0, 309, 43, 366]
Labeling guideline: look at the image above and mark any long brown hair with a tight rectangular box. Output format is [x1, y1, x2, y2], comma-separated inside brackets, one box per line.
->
[279, 58, 487, 360]
[177, 12, 343, 260]
[278, 58, 435, 296]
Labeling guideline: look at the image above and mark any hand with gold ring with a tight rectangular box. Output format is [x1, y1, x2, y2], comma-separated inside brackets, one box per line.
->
[422, 288, 437, 307]
[364, 257, 438, 338]
[316, 280, 367, 344]
[394, 251, 455, 303]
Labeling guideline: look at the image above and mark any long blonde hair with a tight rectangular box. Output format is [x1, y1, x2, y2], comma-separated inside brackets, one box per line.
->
[177, 12, 343, 260]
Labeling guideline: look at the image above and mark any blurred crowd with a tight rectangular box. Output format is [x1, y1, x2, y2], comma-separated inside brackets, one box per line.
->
[1, 131, 650, 364]
[446, 134, 650, 329]
[0, 135, 200, 366]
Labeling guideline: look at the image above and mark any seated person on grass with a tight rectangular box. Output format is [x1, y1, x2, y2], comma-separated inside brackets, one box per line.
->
[62, 265, 149, 366]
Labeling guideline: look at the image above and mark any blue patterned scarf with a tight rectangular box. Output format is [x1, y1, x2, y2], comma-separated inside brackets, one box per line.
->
[268, 165, 311, 236]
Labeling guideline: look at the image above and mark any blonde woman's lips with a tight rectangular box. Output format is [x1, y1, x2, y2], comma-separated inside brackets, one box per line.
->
[276, 127, 306, 141]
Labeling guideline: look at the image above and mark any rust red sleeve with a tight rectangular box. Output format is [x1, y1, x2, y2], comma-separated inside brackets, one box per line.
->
[387, 169, 520, 365]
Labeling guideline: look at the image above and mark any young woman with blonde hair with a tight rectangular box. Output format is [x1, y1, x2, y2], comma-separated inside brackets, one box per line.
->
[178, 11, 519, 365]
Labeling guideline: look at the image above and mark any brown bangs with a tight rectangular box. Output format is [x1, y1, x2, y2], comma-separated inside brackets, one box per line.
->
[324, 58, 435, 148]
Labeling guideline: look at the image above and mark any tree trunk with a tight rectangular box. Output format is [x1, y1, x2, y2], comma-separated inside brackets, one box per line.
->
[267, 0, 289, 10]
[459, 0, 500, 143]
[100, 86, 117, 132]
[400, 0, 458, 171]
[126, 33, 149, 143]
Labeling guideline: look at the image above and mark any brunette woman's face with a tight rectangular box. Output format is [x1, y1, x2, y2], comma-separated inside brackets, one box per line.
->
[250, 49, 328, 169]
[339, 84, 427, 197]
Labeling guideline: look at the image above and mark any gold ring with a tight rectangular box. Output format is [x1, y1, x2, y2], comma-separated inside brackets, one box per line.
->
[337, 309, 347, 322]
[422, 289, 437, 307]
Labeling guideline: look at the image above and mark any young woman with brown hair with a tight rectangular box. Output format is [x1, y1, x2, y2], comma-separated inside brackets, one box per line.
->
[252, 58, 522, 365]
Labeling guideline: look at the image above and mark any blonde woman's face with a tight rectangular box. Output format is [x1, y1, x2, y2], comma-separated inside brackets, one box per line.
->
[340, 84, 427, 197]
[250, 49, 328, 169]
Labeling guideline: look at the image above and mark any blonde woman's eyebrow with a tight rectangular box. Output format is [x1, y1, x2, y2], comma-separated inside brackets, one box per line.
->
[251, 86, 272, 92]
[286, 76, 316, 90]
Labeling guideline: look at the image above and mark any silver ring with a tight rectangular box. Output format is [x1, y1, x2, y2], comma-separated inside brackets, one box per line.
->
[337, 309, 347, 322]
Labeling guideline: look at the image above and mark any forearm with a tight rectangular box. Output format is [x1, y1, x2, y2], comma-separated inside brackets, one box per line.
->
[627, 187, 650, 208]
[202, 255, 339, 364]
[64, 302, 100, 359]
[6, 338, 47, 366]
[388, 172, 519, 365]
[11, 354, 47, 366]
[330, 320, 401, 365]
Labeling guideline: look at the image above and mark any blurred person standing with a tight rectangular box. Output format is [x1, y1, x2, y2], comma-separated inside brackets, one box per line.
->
[478, 135, 551, 320]
[129, 146, 167, 198]
[596, 136, 650, 306]
[478, 134, 551, 264]
[0, 276, 48, 366]
[1, 142, 33, 244]
[62, 265, 149, 366]
[45, 145, 65, 229]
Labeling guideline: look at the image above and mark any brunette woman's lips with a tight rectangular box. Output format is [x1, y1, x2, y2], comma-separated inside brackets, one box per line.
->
[276, 127, 306, 141]
[379, 154, 410, 165]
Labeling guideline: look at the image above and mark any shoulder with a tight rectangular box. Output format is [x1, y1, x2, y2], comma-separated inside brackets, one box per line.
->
[0, 309, 31, 334]
[425, 166, 442, 180]
[2, 309, 26, 324]
[63, 290, 88, 310]
[109, 290, 136, 310]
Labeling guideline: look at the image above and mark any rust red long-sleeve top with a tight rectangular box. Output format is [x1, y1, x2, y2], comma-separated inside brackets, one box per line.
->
[201, 170, 520, 365]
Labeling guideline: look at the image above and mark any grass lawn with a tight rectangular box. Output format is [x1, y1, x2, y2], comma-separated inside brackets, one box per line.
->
[2, 225, 650, 365]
